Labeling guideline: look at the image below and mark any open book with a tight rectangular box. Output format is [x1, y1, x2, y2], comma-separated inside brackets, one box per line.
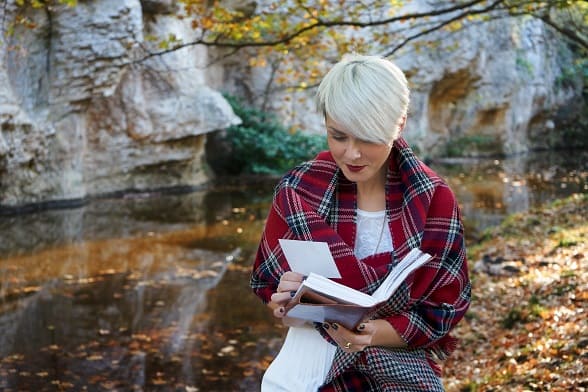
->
[283, 247, 433, 330]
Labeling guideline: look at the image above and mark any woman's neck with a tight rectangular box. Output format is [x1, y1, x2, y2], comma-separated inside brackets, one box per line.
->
[356, 165, 387, 212]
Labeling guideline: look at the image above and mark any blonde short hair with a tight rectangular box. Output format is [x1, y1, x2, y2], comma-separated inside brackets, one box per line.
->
[316, 54, 410, 144]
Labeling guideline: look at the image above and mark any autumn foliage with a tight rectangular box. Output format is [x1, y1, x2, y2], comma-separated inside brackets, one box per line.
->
[171, 0, 588, 90]
[444, 194, 588, 391]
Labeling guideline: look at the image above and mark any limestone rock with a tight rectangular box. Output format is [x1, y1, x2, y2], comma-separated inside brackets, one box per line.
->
[223, 1, 584, 158]
[1, 0, 584, 208]
[0, 0, 239, 208]
[397, 16, 582, 157]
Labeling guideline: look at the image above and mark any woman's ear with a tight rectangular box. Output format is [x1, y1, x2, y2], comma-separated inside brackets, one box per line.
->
[398, 115, 407, 133]
[389, 115, 407, 146]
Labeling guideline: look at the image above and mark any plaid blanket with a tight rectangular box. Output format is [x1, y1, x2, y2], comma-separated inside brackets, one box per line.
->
[251, 137, 471, 391]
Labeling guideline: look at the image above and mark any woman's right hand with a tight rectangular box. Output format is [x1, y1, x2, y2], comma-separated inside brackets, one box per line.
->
[268, 271, 306, 321]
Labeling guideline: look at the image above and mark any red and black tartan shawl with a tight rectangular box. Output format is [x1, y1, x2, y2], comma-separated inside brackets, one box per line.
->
[251, 137, 471, 389]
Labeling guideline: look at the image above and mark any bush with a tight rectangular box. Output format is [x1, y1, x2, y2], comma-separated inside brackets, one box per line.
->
[221, 95, 327, 175]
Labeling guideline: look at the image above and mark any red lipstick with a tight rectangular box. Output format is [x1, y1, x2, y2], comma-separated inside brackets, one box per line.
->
[346, 164, 365, 172]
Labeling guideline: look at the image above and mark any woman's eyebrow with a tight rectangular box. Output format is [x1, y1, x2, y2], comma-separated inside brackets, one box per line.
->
[327, 126, 346, 134]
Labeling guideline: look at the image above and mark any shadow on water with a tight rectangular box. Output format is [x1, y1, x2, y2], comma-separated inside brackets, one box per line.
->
[0, 150, 586, 391]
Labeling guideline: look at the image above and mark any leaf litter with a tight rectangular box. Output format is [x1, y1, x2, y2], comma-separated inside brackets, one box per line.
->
[444, 194, 587, 391]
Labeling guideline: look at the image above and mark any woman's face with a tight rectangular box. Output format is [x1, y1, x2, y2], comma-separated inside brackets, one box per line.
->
[325, 116, 392, 186]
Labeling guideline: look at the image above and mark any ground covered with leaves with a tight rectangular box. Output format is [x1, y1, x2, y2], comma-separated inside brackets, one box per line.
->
[443, 193, 587, 391]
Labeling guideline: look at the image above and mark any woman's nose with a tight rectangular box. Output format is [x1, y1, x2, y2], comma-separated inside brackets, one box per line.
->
[345, 141, 361, 160]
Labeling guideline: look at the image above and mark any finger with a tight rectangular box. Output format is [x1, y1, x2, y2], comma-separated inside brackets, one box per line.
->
[276, 272, 306, 293]
[277, 282, 301, 293]
[281, 271, 306, 282]
[270, 291, 296, 305]
[321, 322, 338, 341]
[322, 323, 348, 348]
[273, 306, 286, 318]
[331, 323, 361, 351]
[357, 321, 377, 335]
[323, 322, 371, 352]
[323, 322, 352, 338]
[353, 322, 376, 350]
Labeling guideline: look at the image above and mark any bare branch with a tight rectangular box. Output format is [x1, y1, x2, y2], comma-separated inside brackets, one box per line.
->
[126, 0, 587, 67]
[537, 13, 588, 52]
[383, 0, 506, 56]
[131, 0, 498, 63]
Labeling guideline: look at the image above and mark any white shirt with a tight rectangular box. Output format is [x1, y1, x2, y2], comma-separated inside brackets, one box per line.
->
[354, 208, 393, 259]
[261, 209, 393, 391]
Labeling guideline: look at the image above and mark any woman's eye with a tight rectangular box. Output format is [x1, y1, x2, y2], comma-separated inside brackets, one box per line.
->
[330, 134, 347, 141]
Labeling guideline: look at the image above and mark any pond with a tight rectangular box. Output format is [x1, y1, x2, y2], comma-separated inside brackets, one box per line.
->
[0, 150, 586, 391]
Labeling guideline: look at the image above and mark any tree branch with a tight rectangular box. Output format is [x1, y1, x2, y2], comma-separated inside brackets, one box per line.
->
[537, 13, 588, 52]
[128, 0, 587, 67]
[383, 0, 506, 56]
[132, 0, 499, 63]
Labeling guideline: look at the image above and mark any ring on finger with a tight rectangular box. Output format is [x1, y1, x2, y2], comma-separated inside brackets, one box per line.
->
[344, 342, 352, 349]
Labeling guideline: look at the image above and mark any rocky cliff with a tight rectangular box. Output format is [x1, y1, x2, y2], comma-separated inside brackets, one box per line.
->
[0, 0, 239, 209]
[397, 15, 584, 157]
[223, 2, 585, 159]
[0, 0, 584, 209]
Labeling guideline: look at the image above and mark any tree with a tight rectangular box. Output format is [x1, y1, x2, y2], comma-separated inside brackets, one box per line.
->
[144, 0, 588, 89]
[9, 1, 587, 91]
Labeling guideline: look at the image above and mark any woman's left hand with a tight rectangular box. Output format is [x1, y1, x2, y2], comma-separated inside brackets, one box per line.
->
[267, 271, 307, 326]
[321, 321, 377, 352]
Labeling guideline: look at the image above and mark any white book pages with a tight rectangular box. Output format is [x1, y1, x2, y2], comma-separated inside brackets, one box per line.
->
[301, 273, 377, 307]
[297, 248, 432, 307]
[372, 249, 432, 302]
[279, 239, 342, 278]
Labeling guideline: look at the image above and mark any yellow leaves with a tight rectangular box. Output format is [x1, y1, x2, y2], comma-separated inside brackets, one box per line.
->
[249, 56, 267, 67]
[157, 33, 182, 50]
[444, 195, 588, 390]
[14, 0, 77, 7]
[445, 20, 463, 33]
[131, 333, 152, 343]
[151, 376, 167, 385]
[13, 14, 37, 30]
[200, 17, 215, 30]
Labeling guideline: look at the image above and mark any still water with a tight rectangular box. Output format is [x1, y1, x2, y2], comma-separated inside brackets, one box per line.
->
[0, 150, 586, 391]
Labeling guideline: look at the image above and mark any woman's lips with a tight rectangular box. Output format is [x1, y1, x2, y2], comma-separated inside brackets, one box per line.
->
[346, 164, 365, 172]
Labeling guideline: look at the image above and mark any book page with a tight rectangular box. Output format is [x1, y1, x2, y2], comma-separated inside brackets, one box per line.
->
[279, 239, 342, 278]
[285, 302, 329, 323]
[285, 248, 434, 328]
[372, 249, 433, 302]
[301, 273, 376, 307]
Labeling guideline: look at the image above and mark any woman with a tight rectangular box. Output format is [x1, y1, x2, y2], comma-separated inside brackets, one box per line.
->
[250, 54, 471, 391]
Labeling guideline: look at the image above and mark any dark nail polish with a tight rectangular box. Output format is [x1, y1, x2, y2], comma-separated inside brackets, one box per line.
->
[331, 323, 338, 330]
[322, 323, 329, 329]
[357, 323, 366, 331]
[290, 290, 296, 297]
[278, 307, 285, 314]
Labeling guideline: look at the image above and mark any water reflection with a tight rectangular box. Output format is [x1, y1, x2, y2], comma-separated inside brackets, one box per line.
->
[0, 151, 586, 391]
[0, 182, 277, 391]
[437, 150, 587, 240]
